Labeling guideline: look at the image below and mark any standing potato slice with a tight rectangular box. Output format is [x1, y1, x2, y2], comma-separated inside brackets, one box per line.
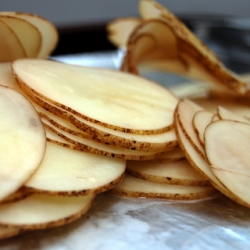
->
[1, 12, 59, 58]
[13, 59, 178, 134]
[0, 16, 41, 58]
[0, 20, 26, 62]
[205, 120, 250, 208]
[0, 85, 46, 201]
[0, 194, 94, 229]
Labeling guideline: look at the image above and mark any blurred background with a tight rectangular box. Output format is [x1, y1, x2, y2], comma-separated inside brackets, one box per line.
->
[2, 0, 250, 70]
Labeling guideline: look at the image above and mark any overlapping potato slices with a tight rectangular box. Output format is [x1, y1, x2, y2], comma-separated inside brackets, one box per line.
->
[107, 0, 248, 95]
[0, 11, 58, 61]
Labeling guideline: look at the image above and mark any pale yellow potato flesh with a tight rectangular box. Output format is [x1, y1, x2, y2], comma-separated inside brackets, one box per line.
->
[0, 86, 46, 201]
[0, 189, 30, 204]
[1, 12, 59, 58]
[26, 141, 126, 195]
[0, 194, 95, 229]
[192, 110, 214, 146]
[205, 120, 250, 207]
[0, 20, 26, 61]
[110, 174, 218, 200]
[0, 16, 41, 58]
[126, 159, 209, 186]
[176, 99, 206, 158]
[13, 59, 178, 134]
[0, 62, 17, 88]
[107, 17, 141, 47]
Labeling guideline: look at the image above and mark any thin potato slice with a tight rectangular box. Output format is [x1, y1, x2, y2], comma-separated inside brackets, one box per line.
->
[0, 189, 31, 204]
[107, 17, 141, 47]
[25, 141, 126, 196]
[176, 99, 206, 158]
[43, 121, 164, 161]
[1, 12, 59, 58]
[0, 85, 46, 201]
[0, 16, 41, 58]
[0, 62, 17, 88]
[217, 106, 250, 124]
[192, 110, 214, 146]
[174, 113, 250, 207]
[0, 20, 26, 61]
[0, 194, 95, 229]
[126, 159, 209, 186]
[21, 84, 178, 152]
[13, 59, 178, 134]
[205, 120, 250, 207]
[110, 174, 218, 200]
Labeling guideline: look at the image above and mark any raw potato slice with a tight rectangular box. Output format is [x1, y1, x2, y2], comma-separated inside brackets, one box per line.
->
[0, 62, 17, 88]
[0, 86, 46, 201]
[110, 174, 218, 200]
[13, 59, 178, 134]
[217, 106, 250, 124]
[25, 141, 126, 195]
[211, 114, 220, 122]
[0, 16, 41, 58]
[175, 113, 250, 207]
[205, 120, 250, 207]
[0, 189, 31, 204]
[107, 17, 141, 47]
[0, 20, 26, 61]
[126, 159, 209, 186]
[0, 194, 95, 229]
[1, 12, 59, 58]
[136, 0, 247, 94]
[0, 226, 21, 240]
[43, 121, 164, 161]
[192, 110, 214, 146]
[176, 99, 206, 158]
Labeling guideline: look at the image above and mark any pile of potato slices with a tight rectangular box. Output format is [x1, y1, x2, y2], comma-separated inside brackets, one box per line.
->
[0, 0, 250, 240]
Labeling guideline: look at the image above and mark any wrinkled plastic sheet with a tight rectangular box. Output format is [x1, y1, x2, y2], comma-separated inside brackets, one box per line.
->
[1, 51, 250, 250]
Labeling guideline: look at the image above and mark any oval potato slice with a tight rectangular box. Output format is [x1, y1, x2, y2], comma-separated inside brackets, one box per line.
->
[0, 16, 41, 58]
[25, 141, 126, 195]
[110, 174, 218, 200]
[126, 159, 209, 186]
[12, 59, 178, 134]
[205, 120, 250, 208]
[0, 194, 94, 229]
[0, 85, 46, 201]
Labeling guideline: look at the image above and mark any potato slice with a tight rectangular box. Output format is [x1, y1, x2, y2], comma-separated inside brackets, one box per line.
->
[110, 174, 218, 200]
[0, 85, 46, 201]
[0, 20, 26, 61]
[217, 106, 250, 124]
[174, 112, 250, 207]
[13, 59, 178, 134]
[176, 99, 206, 158]
[1, 12, 59, 58]
[107, 17, 141, 47]
[0, 189, 31, 204]
[43, 121, 164, 161]
[0, 15, 41, 58]
[205, 120, 250, 208]
[126, 159, 209, 186]
[0, 62, 17, 88]
[0, 194, 94, 229]
[25, 141, 125, 195]
[192, 110, 214, 146]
